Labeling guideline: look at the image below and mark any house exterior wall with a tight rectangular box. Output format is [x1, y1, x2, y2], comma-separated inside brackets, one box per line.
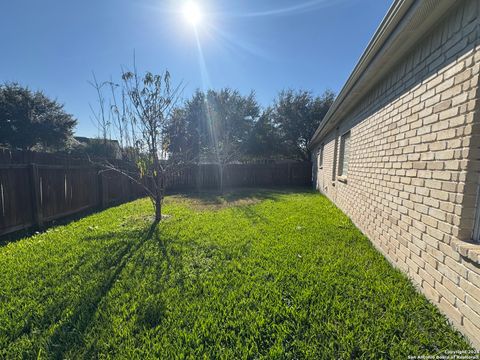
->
[313, 0, 480, 348]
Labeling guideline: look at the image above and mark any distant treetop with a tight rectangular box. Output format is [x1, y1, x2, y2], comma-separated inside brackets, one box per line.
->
[0, 83, 77, 151]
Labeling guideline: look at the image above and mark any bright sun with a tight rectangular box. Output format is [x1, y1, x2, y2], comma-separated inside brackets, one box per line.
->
[183, 1, 202, 26]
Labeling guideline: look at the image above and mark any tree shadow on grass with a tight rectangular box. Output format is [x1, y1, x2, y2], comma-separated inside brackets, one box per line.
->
[2, 226, 150, 354]
[44, 220, 159, 359]
[235, 204, 271, 225]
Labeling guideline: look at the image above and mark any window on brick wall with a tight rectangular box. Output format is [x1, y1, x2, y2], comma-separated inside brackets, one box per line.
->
[338, 131, 350, 177]
[473, 184, 480, 243]
[317, 145, 324, 169]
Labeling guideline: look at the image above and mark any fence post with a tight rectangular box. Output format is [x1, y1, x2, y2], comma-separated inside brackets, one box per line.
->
[287, 162, 292, 186]
[195, 164, 201, 191]
[29, 163, 44, 228]
[98, 170, 107, 209]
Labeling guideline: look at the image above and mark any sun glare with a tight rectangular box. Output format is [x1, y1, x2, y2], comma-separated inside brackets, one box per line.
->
[183, 1, 202, 26]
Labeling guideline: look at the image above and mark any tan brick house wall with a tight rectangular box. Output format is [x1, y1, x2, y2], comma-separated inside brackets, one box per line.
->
[311, 0, 480, 348]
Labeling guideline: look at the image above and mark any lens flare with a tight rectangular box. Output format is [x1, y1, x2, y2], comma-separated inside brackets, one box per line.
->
[183, 1, 202, 26]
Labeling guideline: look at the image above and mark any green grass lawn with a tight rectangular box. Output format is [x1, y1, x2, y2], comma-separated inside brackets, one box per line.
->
[0, 189, 473, 358]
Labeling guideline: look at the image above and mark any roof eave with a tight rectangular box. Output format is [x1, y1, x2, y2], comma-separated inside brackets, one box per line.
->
[308, 0, 458, 150]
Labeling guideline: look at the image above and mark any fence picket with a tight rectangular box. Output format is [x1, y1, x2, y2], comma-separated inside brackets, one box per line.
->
[29, 164, 44, 228]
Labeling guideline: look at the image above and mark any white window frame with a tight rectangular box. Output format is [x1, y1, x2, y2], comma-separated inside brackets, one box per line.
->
[317, 145, 324, 169]
[338, 131, 351, 178]
[473, 181, 480, 243]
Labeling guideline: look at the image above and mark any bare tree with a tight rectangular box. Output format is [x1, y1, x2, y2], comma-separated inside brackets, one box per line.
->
[88, 73, 110, 147]
[90, 64, 184, 222]
[211, 130, 241, 194]
[202, 90, 259, 193]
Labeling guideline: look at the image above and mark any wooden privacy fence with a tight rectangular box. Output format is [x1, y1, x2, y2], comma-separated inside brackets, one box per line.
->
[0, 152, 311, 236]
[163, 163, 312, 190]
[0, 164, 145, 236]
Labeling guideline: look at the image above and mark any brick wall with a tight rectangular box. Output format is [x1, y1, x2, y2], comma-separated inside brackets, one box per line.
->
[313, 0, 480, 348]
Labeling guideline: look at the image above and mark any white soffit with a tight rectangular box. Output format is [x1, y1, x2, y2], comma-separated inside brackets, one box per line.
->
[309, 0, 458, 148]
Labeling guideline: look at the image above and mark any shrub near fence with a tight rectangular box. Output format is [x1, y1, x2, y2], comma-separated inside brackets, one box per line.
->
[0, 149, 311, 236]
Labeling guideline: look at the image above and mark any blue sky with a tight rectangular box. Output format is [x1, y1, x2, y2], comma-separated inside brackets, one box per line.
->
[0, 0, 392, 137]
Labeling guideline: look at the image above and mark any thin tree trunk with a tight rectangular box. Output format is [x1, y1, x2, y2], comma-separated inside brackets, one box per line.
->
[153, 153, 163, 222]
[154, 192, 162, 222]
[154, 172, 162, 222]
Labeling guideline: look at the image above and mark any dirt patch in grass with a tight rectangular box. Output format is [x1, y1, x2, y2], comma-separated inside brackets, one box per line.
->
[163, 188, 288, 210]
[164, 194, 262, 210]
